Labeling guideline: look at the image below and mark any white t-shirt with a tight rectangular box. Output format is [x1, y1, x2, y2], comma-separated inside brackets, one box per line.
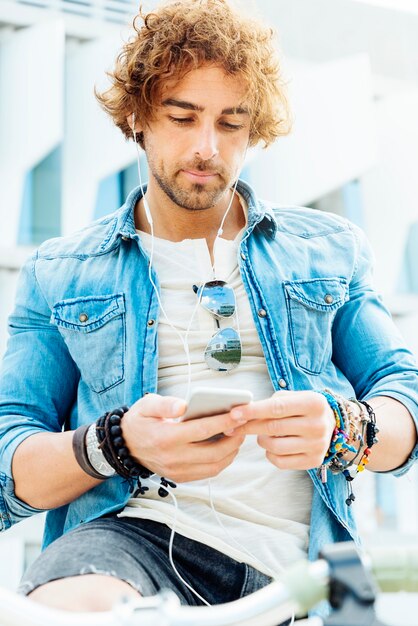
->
[119, 205, 313, 578]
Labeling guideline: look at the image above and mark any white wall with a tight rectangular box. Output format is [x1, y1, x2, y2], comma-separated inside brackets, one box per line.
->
[63, 36, 137, 234]
[0, 249, 34, 355]
[249, 0, 418, 85]
[0, 20, 65, 246]
[249, 54, 376, 207]
[360, 82, 418, 296]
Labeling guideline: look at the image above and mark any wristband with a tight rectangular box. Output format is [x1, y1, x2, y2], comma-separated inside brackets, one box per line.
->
[72, 423, 110, 480]
[318, 390, 379, 507]
[85, 423, 116, 478]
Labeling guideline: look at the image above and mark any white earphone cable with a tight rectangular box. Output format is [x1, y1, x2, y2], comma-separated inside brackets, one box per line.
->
[134, 118, 240, 400]
[147, 477, 211, 606]
[132, 128, 287, 614]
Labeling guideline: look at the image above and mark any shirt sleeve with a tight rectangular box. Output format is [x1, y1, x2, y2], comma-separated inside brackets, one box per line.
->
[0, 252, 80, 529]
[331, 222, 418, 477]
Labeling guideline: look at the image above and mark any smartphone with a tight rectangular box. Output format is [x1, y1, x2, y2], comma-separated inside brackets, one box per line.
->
[179, 386, 253, 422]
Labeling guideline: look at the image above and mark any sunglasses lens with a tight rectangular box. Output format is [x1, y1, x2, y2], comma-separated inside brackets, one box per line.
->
[204, 328, 241, 372]
[198, 280, 236, 318]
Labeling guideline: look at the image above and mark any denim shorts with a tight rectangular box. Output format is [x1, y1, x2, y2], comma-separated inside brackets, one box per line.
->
[18, 516, 292, 623]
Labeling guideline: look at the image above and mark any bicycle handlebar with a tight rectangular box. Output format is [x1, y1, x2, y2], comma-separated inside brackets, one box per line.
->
[1, 542, 417, 626]
[369, 545, 418, 593]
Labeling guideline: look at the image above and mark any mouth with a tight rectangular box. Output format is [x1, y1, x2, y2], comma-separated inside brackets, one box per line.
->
[181, 169, 219, 184]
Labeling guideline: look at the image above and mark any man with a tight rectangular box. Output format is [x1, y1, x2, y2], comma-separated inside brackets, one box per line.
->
[0, 0, 417, 619]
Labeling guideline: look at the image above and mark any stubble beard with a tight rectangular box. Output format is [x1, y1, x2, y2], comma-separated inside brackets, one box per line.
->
[150, 160, 235, 211]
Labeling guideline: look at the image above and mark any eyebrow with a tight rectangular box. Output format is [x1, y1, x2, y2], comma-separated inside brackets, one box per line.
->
[161, 98, 249, 116]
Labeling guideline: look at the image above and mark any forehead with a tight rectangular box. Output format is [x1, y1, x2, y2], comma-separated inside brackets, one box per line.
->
[158, 65, 248, 112]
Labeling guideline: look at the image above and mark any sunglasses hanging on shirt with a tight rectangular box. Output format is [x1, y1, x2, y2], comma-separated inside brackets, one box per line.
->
[192, 280, 242, 372]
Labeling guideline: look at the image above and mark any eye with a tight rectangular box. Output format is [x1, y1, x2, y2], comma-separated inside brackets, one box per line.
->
[169, 116, 193, 125]
[221, 122, 245, 131]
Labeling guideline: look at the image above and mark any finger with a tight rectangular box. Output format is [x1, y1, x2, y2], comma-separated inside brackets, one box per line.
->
[191, 434, 245, 462]
[131, 394, 187, 420]
[173, 412, 248, 445]
[231, 416, 310, 438]
[265, 451, 313, 470]
[164, 449, 241, 483]
[257, 435, 306, 456]
[164, 437, 243, 475]
[134, 413, 244, 459]
[230, 390, 326, 422]
[159, 433, 244, 467]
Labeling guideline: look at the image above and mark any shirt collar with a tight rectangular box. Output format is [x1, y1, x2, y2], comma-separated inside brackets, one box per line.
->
[100, 179, 277, 251]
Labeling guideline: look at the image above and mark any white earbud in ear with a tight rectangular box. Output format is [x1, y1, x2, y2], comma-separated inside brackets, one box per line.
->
[132, 112, 153, 227]
[132, 113, 137, 142]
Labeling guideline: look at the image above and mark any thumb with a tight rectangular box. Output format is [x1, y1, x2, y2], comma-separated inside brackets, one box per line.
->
[132, 393, 187, 419]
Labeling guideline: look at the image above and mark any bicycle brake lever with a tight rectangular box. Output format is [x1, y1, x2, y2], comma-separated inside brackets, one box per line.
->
[320, 542, 387, 626]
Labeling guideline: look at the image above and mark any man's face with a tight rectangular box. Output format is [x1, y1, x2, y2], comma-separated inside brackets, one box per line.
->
[137, 65, 250, 211]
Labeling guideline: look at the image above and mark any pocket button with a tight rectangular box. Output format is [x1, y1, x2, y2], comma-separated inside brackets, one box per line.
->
[79, 313, 89, 323]
[324, 294, 334, 304]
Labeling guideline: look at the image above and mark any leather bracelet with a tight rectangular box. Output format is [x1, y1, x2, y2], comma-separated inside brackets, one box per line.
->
[72, 423, 109, 480]
[86, 423, 117, 478]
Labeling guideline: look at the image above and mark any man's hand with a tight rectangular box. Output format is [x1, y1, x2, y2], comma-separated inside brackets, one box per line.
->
[121, 394, 247, 482]
[228, 390, 336, 470]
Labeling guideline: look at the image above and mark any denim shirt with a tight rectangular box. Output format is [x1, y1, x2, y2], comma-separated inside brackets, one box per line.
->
[1, 180, 417, 561]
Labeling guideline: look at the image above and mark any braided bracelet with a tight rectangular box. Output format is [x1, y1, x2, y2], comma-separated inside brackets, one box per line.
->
[319, 391, 379, 507]
[319, 391, 356, 470]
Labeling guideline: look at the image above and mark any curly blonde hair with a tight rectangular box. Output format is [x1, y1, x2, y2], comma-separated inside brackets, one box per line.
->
[96, 0, 291, 148]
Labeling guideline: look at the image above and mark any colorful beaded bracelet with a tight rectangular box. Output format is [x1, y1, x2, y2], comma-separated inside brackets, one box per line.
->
[319, 390, 379, 506]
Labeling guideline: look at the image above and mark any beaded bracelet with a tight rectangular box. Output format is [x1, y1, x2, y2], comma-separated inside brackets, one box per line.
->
[333, 394, 366, 467]
[334, 396, 370, 505]
[319, 391, 379, 506]
[319, 391, 356, 474]
[96, 407, 176, 499]
[355, 400, 379, 474]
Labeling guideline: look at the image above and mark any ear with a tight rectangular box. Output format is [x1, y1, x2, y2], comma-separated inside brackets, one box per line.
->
[127, 113, 142, 133]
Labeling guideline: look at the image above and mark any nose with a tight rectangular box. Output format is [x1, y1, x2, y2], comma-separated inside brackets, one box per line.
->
[194, 122, 219, 162]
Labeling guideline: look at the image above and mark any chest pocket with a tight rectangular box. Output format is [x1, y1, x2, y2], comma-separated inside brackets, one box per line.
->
[51, 294, 125, 393]
[284, 278, 348, 375]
